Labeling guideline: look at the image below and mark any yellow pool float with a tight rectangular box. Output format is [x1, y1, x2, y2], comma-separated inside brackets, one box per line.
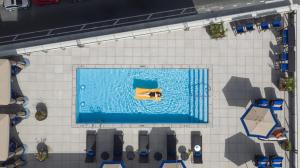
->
[135, 88, 161, 101]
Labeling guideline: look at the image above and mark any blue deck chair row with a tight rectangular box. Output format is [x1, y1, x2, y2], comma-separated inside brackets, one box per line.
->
[278, 63, 288, 72]
[276, 51, 288, 72]
[256, 156, 284, 168]
[257, 156, 269, 168]
[275, 29, 288, 72]
[280, 52, 288, 62]
[254, 99, 284, 110]
[282, 29, 288, 46]
[259, 20, 282, 31]
[235, 22, 254, 34]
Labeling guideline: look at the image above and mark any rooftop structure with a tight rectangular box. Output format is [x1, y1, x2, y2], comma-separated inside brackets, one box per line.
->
[0, 1, 299, 168]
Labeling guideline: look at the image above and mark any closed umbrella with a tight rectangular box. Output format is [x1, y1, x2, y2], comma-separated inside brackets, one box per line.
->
[241, 104, 279, 138]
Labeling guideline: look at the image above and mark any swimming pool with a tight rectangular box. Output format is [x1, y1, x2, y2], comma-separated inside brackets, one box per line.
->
[76, 68, 208, 124]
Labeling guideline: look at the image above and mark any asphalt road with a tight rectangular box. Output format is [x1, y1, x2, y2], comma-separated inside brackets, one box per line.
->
[0, 0, 194, 36]
[193, 0, 290, 13]
[0, 0, 290, 45]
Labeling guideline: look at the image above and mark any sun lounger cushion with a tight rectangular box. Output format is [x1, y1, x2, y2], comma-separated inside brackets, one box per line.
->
[257, 156, 269, 168]
[272, 20, 282, 28]
[255, 99, 269, 107]
[138, 131, 149, 163]
[281, 52, 288, 61]
[271, 99, 283, 110]
[280, 63, 288, 72]
[261, 22, 269, 30]
[246, 23, 254, 31]
[271, 156, 283, 168]
[85, 130, 96, 163]
[283, 29, 288, 45]
[236, 26, 244, 33]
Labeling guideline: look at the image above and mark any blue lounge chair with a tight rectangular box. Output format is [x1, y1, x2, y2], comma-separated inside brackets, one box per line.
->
[113, 131, 124, 161]
[282, 29, 288, 45]
[270, 156, 283, 168]
[85, 130, 96, 163]
[17, 108, 30, 119]
[256, 156, 269, 168]
[7, 138, 25, 162]
[1, 157, 27, 168]
[254, 99, 269, 107]
[11, 59, 30, 76]
[270, 99, 284, 111]
[11, 108, 30, 126]
[11, 117, 23, 126]
[167, 133, 177, 161]
[138, 131, 149, 163]
[260, 22, 269, 30]
[280, 63, 288, 72]
[246, 23, 254, 31]
[236, 25, 245, 34]
[11, 65, 22, 76]
[281, 52, 288, 61]
[191, 131, 202, 164]
[272, 20, 282, 28]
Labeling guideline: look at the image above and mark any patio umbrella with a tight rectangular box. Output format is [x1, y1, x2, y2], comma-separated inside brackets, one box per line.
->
[159, 160, 187, 168]
[241, 104, 279, 138]
[0, 114, 10, 161]
[99, 161, 126, 168]
[0, 59, 11, 105]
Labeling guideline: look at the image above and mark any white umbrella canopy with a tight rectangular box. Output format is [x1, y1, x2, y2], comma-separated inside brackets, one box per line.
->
[241, 105, 279, 138]
[100, 162, 126, 168]
[102, 165, 123, 168]
[160, 160, 186, 168]
[0, 114, 10, 161]
[0, 59, 11, 105]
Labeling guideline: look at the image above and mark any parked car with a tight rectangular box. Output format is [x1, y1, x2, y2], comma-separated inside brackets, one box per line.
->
[32, 0, 59, 6]
[3, 0, 30, 11]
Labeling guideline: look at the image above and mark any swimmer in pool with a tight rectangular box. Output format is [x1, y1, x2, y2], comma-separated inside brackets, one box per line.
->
[143, 91, 162, 98]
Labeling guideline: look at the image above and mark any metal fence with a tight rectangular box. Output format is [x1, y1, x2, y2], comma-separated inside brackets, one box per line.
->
[0, 7, 197, 45]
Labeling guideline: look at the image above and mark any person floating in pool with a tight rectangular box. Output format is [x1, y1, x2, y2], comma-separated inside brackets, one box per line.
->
[145, 91, 162, 98]
[135, 88, 162, 101]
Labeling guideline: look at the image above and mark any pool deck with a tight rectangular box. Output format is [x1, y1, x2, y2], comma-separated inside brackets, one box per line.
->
[17, 22, 290, 168]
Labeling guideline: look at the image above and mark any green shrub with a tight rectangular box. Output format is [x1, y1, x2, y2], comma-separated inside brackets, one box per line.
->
[279, 77, 294, 91]
[206, 22, 227, 39]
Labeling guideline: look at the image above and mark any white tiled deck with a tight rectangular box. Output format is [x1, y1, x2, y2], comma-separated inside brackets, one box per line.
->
[17, 23, 289, 168]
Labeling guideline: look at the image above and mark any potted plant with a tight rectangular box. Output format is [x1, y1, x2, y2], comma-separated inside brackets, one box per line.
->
[279, 77, 294, 91]
[35, 139, 48, 162]
[206, 22, 227, 39]
[280, 140, 292, 151]
[35, 102, 47, 121]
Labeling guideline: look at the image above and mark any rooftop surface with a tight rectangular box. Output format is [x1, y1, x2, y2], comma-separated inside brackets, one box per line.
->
[15, 21, 292, 168]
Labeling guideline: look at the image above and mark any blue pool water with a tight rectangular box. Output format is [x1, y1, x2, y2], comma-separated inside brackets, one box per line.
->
[76, 68, 208, 124]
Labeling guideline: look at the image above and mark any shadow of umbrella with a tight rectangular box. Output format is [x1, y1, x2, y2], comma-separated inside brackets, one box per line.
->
[263, 143, 278, 156]
[225, 132, 263, 166]
[223, 76, 262, 107]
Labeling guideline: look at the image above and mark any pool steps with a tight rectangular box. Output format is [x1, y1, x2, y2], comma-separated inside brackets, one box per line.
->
[189, 69, 208, 123]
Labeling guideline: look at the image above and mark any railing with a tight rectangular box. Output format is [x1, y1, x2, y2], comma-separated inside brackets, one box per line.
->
[0, 7, 197, 45]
